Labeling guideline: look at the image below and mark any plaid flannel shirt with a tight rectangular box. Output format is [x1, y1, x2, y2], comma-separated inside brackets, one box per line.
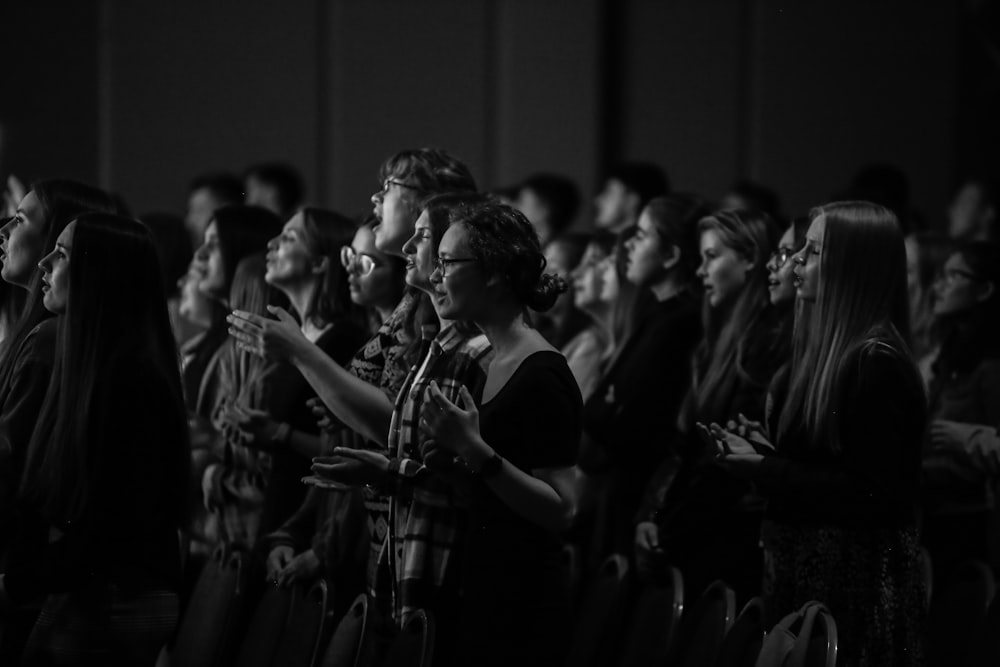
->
[374, 324, 492, 624]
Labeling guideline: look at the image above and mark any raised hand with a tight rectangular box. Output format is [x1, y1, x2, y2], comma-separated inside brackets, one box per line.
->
[419, 383, 480, 458]
[227, 306, 307, 361]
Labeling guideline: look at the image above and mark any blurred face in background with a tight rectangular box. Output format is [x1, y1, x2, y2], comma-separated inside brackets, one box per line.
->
[572, 243, 612, 311]
[0, 191, 47, 287]
[371, 179, 420, 257]
[793, 215, 825, 302]
[767, 226, 798, 306]
[192, 220, 226, 297]
[344, 226, 400, 311]
[696, 228, 753, 308]
[934, 251, 993, 317]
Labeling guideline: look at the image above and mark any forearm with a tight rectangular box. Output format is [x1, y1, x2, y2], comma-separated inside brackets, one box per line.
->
[465, 439, 574, 534]
[292, 344, 393, 447]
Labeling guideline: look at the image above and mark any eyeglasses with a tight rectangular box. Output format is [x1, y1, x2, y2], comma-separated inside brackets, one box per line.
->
[769, 246, 793, 268]
[340, 246, 376, 276]
[433, 257, 477, 279]
[374, 179, 421, 200]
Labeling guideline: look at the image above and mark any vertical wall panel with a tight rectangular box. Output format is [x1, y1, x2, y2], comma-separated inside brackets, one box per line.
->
[105, 1, 320, 214]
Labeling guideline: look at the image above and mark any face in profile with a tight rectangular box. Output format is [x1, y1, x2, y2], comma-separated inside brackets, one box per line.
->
[544, 240, 577, 313]
[266, 212, 322, 290]
[594, 178, 630, 230]
[431, 223, 484, 321]
[625, 209, 667, 287]
[0, 191, 48, 288]
[192, 220, 226, 297]
[793, 214, 825, 302]
[400, 210, 436, 292]
[344, 226, 400, 311]
[572, 243, 611, 310]
[38, 221, 75, 315]
[186, 187, 220, 239]
[933, 251, 991, 317]
[767, 226, 798, 306]
[696, 228, 753, 308]
[371, 178, 419, 257]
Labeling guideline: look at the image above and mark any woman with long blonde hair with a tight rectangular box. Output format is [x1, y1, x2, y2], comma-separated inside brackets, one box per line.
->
[716, 201, 927, 666]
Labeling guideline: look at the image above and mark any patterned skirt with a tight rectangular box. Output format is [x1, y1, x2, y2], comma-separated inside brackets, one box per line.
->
[20, 584, 178, 666]
[761, 519, 927, 667]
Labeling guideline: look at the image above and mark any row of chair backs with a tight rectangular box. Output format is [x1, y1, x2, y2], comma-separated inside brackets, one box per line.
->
[928, 558, 996, 667]
[616, 566, 684, 667]
[319, 594, 434, 667]
[754, 601, 837, 667]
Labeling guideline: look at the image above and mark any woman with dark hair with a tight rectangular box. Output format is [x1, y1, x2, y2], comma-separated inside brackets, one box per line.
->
[419, 200, 581, 665]
[204, 208, 367, 548]
[579, 194, 708, 559]
[715, 202, 926, 666]
[921, 241, 1000, 580]
[3, 213, 189, 664]
[905, 231, 953, 382]
[186, 204, 284, 416]
[635, 208, 780, 600]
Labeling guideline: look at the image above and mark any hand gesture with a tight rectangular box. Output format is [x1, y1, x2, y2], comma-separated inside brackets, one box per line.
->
[224, 404, 281, 450]
[276, 550, 321, 587]
[306, 396, 338, 433]
[266, 545, 294, 581]
[724, 413, 774, 452]
[308, 447, 389, 488]
[634, 521, 665, 582]
[705, 422, 764, 478]
[227, 306, 306, 361]
[929, 419, 971, 453]
[419, 383, 480, 458]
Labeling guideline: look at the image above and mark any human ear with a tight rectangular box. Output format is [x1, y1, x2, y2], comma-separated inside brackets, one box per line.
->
[312, 256, 330, 276]
[976, 280, 995, 304]
[660, 244, 681, 271]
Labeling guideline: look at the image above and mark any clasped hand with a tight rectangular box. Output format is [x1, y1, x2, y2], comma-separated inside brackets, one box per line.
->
[217, 400, 281, 451]
[304, 447, 390, 490]
[418, 382, 480, 459]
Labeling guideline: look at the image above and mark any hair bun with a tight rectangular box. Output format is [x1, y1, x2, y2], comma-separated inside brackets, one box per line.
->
[526, 272, 569, 312]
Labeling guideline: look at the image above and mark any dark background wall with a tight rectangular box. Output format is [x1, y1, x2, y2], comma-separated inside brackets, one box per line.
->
[3, 0, 996, 227]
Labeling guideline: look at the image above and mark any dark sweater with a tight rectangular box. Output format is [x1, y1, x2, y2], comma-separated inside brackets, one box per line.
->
[755, 341, 926, 529]
[5, 357, 189, 604]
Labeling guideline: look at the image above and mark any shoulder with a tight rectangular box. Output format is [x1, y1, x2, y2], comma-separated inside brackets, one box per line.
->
[847, 336, 923, 398]
[19, 317, 58, 359]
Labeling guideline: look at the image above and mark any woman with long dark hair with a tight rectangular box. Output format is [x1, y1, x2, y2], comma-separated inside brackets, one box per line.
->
[3, 213, 190, 663]
[715, 202, 926, 666]
[419, 200, 581, 665]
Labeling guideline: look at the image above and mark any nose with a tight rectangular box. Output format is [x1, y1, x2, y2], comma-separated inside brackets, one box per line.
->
[267, 236, 278, 250]
[371, 190, 384, 206]
[429, 265, 443, 285]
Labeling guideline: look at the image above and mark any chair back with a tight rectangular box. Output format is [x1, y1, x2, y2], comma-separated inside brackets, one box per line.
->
[319, 594, 372, 667]
[921, 546, 933, 611]
[755, 601, 836, 667]
[566, 553, 632, 667]
[969, 591, 1000, 667]
[171, 547, 247, 667]
[671, 579, 736, 667]
[273, 580, 331, 667]
[616, 565, 683, 667]
[382, 609, 435, 667]
[928, 559, 996, 667]
[234, 582, 295, 667]
[717, 597, 766, 667]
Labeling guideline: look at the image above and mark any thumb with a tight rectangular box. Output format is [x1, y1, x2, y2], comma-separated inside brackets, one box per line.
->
[268, 305, 297, 325]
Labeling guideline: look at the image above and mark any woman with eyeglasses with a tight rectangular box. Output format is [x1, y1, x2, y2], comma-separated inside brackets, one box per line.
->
[634, 207, 781, 600]
[203, 208, 367, 550]
[713, 201, 927, 666]
[921, 241, 1000, 584]
[418, 199, 580, 666]
[4, 213, 189, 664]
[260, 218, 406, 606]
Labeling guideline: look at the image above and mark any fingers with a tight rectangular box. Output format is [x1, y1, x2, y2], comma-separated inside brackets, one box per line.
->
[267, 305, 298, 326]
[457, 385, 476, 411]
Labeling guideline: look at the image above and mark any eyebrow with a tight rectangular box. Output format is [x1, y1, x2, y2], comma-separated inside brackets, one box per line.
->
[56, 242, 71, 252]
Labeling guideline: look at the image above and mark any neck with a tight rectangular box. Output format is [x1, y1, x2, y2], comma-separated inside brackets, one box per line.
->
[375, 305, 394, 323]
[285, 280, 318, 331]
[650, 275, 684, 302]
[476, 301, 528, 357]
[580, 304, 613, 340]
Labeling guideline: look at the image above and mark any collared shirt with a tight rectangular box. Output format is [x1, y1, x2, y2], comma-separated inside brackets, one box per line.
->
[375, 322, 493, 624]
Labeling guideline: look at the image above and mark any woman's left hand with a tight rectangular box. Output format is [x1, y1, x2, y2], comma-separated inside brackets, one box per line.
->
[226, 404, 281, 450]
[228, 306, 307, 362]
[309, 447, 389, 488]
[707, 422, 763, 478]
[420, 383, 480, 458]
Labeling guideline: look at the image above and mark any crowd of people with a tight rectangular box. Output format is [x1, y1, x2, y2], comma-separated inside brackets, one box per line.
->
[0, 150, 996, 665]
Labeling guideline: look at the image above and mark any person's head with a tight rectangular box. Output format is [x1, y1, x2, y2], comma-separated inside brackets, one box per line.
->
[342, 219, 406, 316]
[514, 173, 581, 246]
[177, 260, 215, 330]
[594, 162, 670, 231]
[625, 193, 710, 292]
[720, 180, 782, 222]
[370, 148, 477, 257]
[1, 180, 117, 288]
[141, 212, 193, 299]
[571, 231, 617, 313]
[186, 172, 243, 239]
[948, 177, 999, 241]
[243, 162, 305, 220]
[192, 205, 283, 301]
[933, 241, 1000, 319]
[24, 212, 188, 523]
[781, 201, 913, 450]
[542, 232, 591, 318]
[265, 207, 358, 327]
[432, 199, 567, 323]
[767, 216, 810, 306]
[402, 192, 491, 296]
[696, 209, 778, 310]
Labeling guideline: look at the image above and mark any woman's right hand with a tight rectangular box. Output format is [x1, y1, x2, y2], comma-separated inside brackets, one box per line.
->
[266, 545, 294, 581]
[227, 306, 308, 362]
[634, 521, 665, 581]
